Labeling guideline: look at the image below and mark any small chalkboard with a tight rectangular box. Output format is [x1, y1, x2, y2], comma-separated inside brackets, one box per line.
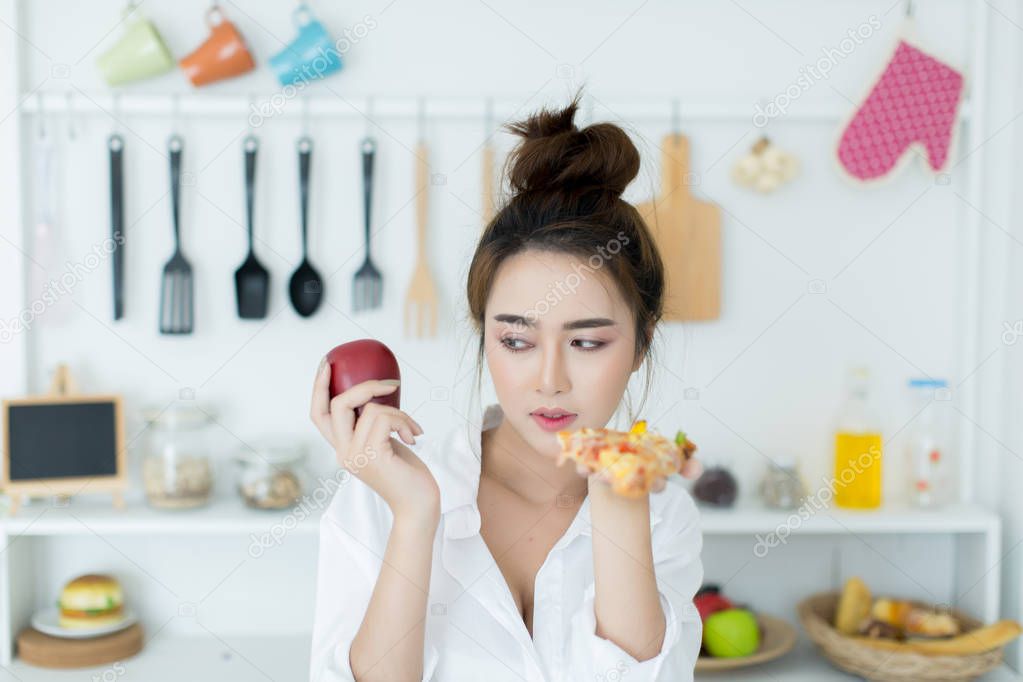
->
[2, 365, 125, 514]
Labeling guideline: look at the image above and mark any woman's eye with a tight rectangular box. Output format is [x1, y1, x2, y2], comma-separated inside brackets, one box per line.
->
[499, 338, 605, 352]
[500, 337, 530, 352]
[573, 339, 605, 351]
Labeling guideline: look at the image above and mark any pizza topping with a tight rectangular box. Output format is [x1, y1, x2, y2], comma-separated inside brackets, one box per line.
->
[555, 419, 697, 497]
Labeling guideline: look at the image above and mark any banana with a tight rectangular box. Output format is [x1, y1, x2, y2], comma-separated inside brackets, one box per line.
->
[835, 577, 872, 636]
[849, 620, 1022, 656]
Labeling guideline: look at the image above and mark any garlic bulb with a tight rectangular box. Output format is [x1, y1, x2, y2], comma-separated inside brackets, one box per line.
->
[732, 137, 799, 194]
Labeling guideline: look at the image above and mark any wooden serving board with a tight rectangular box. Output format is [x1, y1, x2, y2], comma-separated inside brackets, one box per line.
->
[635, 134, 721, 321]
[17, 623, 144, 669]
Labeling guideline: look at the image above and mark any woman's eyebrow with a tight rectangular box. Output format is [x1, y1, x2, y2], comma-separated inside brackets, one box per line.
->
[493, 314, 617, 330]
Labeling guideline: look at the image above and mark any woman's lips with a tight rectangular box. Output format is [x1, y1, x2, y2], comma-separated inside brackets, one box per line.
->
[530, 412, 577, 432]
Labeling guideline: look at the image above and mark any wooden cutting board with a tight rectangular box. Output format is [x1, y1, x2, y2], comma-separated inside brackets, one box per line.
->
[17, 624, 144, 668]
[635, 134, 721, 321]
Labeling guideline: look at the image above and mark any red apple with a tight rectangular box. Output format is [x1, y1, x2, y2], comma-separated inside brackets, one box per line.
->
[326, 339, 401, 419]
[695, 592, 734, 622]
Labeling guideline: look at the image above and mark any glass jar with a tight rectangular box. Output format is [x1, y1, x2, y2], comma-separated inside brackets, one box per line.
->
[234, 441, 308, 510]
[141, 404, 215, 509]
[905, 378, 951, 507]
[758, 456, 807, 510]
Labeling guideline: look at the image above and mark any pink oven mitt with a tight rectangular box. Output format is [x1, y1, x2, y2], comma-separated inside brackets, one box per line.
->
[837, 40, 965, 182]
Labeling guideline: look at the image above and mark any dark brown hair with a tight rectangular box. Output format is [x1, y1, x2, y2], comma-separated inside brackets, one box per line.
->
[465, 91, 666, 422]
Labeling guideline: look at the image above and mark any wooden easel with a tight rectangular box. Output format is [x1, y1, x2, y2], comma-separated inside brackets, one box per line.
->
[2, 364, 126, 515]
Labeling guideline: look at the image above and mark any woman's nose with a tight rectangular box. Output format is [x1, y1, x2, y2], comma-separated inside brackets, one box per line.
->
[536, 345, 571, 395]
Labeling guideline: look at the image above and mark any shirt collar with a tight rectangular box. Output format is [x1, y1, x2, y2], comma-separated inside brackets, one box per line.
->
[434, 402, 665, 540]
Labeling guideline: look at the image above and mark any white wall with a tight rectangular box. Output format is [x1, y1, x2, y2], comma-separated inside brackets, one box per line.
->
[2, 0, 1022, 667]
[8, 0, 984, 496]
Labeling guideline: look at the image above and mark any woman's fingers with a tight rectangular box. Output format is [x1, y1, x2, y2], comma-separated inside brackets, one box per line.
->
[309, 358, 333, 440]
[681, 457, 703, 480]
[347, 403, 422, 470]
[650, 477, 667, 493]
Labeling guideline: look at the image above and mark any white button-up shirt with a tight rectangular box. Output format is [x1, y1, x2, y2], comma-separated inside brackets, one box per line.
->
[310, 403, 704, 681]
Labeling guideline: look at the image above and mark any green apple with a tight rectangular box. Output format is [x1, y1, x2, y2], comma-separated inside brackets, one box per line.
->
[703, 608, 760, 657]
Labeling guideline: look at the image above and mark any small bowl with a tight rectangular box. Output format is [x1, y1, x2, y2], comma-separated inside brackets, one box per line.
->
[696, 612, 797, 671]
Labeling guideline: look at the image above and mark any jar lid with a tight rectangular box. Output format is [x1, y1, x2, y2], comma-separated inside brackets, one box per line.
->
[234, 440, 307, 465]
[141, 403, 215, 429]
[769, 454, 799, 469]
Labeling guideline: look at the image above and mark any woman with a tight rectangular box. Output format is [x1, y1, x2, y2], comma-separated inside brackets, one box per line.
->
[309, 93, 704, 682]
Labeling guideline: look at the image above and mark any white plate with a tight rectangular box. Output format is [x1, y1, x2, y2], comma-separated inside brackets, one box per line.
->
[31, 607, 136, 639]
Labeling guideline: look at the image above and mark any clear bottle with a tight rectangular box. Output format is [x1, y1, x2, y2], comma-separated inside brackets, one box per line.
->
[833, 366, 883, 509]
[905, 378, 950, 507]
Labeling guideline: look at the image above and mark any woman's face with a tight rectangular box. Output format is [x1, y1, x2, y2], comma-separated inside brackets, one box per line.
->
[484, 248, 642, 459]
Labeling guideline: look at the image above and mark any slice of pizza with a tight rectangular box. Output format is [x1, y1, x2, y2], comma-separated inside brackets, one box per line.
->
[556, 419, 697, 497]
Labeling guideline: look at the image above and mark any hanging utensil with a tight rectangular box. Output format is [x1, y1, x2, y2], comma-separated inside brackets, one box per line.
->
[288, 136, 324, 317]
[352, 137, 382, 311]
[635, 133, 721, 321]
[109, 134, 125, 320]
[159, 135, 194, 334]
[404, 137, 439, 337]
[29, 106, 72, 326]
[481, 97, 496, 226]
[234, 135, 270, 319]
[481, 141, 495, 227]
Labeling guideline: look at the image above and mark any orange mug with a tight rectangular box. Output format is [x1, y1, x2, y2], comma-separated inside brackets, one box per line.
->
[180, 5, 255, 87]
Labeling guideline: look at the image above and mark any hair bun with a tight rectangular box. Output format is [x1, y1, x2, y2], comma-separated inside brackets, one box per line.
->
[504, 94, 640, 199]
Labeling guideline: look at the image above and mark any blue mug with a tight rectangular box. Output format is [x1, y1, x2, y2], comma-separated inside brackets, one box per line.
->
[270, 5, 342, 86]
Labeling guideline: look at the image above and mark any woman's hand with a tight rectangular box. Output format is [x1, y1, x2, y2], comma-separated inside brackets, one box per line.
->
[309, 358, 440, 521]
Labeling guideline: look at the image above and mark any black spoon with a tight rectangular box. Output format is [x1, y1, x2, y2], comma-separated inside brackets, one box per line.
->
[288, 136, 323, 317]
[234, 135, 270, 319]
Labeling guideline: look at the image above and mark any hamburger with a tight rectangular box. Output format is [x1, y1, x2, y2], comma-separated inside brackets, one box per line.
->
[57, 574, 124, 629]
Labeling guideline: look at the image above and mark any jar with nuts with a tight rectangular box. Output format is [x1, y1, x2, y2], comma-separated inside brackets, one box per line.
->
[141, 404, 216, 509]
[234, 442, 308, 510]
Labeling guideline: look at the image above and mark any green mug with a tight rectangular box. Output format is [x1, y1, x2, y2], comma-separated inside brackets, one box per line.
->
[97, 9, 175, 86]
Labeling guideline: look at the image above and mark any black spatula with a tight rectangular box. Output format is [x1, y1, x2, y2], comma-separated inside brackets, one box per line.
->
[234, 135, 269, 319]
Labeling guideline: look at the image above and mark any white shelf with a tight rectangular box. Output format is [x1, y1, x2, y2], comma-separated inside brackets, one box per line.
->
[698, 500, 1000, 535]
[0, 494, 999, 536]
[16, 90, 972, 124]
[1, 633, 310, 681]
[0, 634, 1015, 681]
[0, 495, 322, 536]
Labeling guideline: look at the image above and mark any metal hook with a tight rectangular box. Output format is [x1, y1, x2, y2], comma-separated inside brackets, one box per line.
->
[65, 91, 76, 141]
[246, 92, 256, 132]
[171, 93, 181, 135]
[905, 0, 914, 17]
[113, 92, 123, 136]
[417, 96, 426, 142]
[365, 95, 374, 137]
[36, 92, 46, 140]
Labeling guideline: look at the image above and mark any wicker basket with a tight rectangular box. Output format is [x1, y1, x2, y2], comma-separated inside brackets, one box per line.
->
[798, 592, 1004, 682]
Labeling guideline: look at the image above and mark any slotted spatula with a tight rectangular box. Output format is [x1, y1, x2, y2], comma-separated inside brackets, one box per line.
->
[159, 135, 193, 334]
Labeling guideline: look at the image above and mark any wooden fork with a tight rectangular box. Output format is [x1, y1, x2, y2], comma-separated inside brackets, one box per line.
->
[404, 141, 439, 337]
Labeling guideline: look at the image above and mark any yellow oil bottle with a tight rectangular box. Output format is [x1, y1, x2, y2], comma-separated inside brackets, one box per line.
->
[833, 367, 883, 509]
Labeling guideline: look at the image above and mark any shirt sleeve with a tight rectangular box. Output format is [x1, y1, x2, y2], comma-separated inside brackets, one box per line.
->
[566, 486, 704, 682]
[309, 468, 440, 682]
